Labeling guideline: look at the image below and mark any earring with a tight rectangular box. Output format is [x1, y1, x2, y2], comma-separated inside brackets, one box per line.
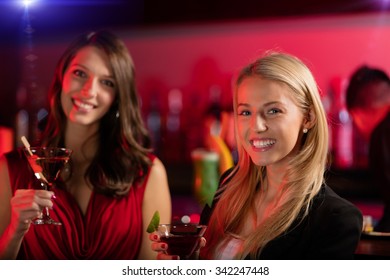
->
[303, 128, 308, 133]
[116, 111, 120, 118]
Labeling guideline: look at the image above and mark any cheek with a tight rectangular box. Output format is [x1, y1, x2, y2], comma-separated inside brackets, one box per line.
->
[281, 123, 301, 151]
[285, 128, 299, 146]
[236, 122, 247, 140]
[61, 75, 73, 93]
[99, 91, 116, 108]
[60, 91, 68, 108]
[60, 91, 72, 118]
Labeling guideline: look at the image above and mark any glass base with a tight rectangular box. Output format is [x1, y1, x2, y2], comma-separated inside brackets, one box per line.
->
[33, 216, 62, 226]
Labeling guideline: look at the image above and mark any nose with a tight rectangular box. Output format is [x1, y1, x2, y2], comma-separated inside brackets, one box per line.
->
[251, 114, 267, 132]
[81, 78, 98, 98]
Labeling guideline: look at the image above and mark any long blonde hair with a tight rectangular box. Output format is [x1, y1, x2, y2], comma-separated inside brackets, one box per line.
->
[201, 52, 329, 259]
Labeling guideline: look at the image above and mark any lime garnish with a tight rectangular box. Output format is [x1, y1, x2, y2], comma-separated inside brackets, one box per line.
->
[146, 210, 160, 233]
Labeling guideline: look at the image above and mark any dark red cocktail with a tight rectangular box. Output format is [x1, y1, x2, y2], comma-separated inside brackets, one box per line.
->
[158, 224, 207, 259]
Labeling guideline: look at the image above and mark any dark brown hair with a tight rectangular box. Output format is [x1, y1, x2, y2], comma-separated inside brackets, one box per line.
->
[346, 65, 390, 110]
[41, 30, 152, 196]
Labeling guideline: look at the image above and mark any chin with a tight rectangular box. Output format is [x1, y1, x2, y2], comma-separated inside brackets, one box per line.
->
[250, 157, 268, 167]
[69, 116, 96, 126]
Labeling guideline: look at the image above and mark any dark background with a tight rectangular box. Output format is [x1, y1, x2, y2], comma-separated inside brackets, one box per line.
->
[1, 0, 389, 39]
[1, 0, 389, 128]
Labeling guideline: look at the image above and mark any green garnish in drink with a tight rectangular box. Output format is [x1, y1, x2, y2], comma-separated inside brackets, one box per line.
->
[146, 210, 160, 233]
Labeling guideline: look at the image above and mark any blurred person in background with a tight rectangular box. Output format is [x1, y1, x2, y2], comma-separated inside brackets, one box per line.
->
[346, 65, 390, 232]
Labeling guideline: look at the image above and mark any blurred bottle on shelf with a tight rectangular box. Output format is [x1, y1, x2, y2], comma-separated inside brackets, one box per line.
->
[205, 85, 222, 136]
[183, 90, 203, 162]
[191, 148, 219, 207]
[204, 85, 234, 174]
[15, 109, 29, 147]
[163, 88, 184, 163]
[329, 77, 354, 169]
[146, 97, 162, 157]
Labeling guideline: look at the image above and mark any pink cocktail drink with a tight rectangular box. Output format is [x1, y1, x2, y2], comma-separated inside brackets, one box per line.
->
[23, 147, 72, 225]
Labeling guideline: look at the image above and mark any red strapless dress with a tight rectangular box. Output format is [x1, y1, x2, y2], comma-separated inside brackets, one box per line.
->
[5, 148, 154, 259]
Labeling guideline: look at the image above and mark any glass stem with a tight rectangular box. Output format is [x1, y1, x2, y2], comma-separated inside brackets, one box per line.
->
[41, 182, 51, 218]
[44, 207, 50, 218]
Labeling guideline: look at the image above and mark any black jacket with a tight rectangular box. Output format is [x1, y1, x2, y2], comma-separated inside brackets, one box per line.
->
[200, 170, 363, 259]
[370, 112, 390, 231]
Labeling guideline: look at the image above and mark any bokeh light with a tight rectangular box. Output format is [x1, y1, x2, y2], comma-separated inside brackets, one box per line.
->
[22, 0, 34, 8]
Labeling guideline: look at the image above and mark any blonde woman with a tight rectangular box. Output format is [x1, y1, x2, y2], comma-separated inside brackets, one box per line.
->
[152, 52, 362, 259]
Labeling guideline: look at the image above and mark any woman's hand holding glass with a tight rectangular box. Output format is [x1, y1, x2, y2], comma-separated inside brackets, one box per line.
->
[9, 189, 54, 235]
[149, 232, 207, 260]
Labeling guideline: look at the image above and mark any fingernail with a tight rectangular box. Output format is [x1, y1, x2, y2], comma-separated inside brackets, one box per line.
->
[161, 243, 167, 250]
[152, 234, 158, 241]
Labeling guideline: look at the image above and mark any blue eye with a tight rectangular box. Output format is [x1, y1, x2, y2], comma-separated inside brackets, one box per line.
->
[268, 108, 281, 115]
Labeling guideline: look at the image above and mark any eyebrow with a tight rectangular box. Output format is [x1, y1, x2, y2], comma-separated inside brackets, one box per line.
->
[70, 63, 115, 79]
[237, 101, 284, 107]
[70, 63, 87, 69]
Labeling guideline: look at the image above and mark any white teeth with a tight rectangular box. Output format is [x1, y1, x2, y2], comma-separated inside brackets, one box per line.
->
[74, 100, 94, 110]
[252, 139, 275, 148]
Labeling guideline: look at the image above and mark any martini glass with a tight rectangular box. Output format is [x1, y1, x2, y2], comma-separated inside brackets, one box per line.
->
[23, 147, 72, 225]
[157, 223, 207, 259]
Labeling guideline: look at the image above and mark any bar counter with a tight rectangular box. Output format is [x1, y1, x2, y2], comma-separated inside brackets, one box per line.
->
[355, 234, 390, 259]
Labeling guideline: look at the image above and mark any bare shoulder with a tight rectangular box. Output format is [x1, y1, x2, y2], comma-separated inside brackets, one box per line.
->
[139, 156, 171, 259]
[143, 156, 170, 196]
[142, 156, 171, 221]
[149, 157, 167, 179]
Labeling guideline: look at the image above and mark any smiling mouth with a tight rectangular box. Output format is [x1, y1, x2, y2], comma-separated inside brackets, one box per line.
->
[73, 99, 96, 111]
[250, 139, 276, 148]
